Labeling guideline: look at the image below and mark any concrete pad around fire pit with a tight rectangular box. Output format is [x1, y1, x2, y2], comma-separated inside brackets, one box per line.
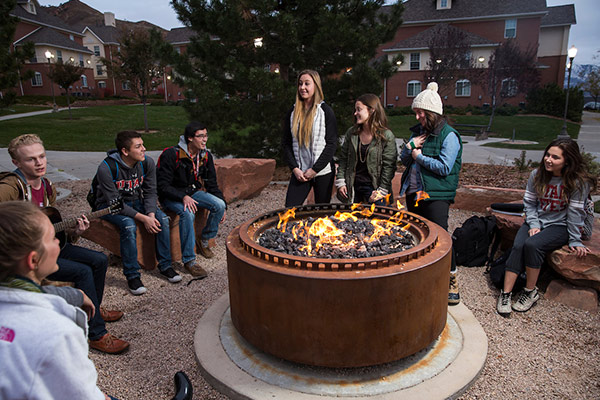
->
[194, 293, 487, 399]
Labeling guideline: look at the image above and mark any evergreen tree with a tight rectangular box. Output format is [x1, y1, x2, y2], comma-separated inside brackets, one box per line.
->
[170, 0, 404, 159]
[48, 60, 84, 119]
[0, 0, 34, 108]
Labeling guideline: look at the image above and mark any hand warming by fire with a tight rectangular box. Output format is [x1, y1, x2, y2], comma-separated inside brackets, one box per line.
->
[259, 202, 415, 258]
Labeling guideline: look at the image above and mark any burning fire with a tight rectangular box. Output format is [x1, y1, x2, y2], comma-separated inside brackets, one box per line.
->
[273, 202, 411, 257]
[414, 191, 430, 207]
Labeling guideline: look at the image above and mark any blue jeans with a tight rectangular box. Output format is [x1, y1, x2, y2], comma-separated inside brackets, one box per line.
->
[161, 191, 226, 264]
[48, 243, 109, 341]
[102, 200, 172, 280]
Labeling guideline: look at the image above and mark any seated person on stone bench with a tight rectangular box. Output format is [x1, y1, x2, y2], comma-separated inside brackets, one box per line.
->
[0, 201, 119, 399]
[496, 138, 596, 316]
[94, 131, 182, 296]
[0, 134, 127, 354]
[157, 121, 227, 278]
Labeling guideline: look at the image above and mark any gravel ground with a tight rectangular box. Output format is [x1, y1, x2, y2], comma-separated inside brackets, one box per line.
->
[55, 180, 600, 400]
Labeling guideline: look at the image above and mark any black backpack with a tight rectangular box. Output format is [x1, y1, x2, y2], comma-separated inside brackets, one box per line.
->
[452, 215, 498, 267]
[87, 157, 147, 210]
[487, 248, 527, 291]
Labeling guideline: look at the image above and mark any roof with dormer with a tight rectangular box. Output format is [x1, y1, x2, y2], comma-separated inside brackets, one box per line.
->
[14, 26, 93, 53]
[10, 0, 83, 36]
[83, 25, 120, 44]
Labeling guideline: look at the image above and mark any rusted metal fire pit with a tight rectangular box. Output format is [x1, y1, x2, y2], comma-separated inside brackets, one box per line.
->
[226, 203, 452, 368]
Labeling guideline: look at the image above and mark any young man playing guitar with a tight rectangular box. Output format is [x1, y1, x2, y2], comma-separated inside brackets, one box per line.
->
[0, 134, 129, 354]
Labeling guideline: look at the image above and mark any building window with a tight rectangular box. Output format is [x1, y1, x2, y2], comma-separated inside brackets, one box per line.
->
[81, 75, 88, 87]
[31, 72, 42, 86]
[455, 79, 471, 97]
[79, 54, 84, 67]
[501, 78, 518, 97]
[175, 47, 181, 54]
[437, 0, 451, 9]
[98, 81, 106, 89]
[96, 64, 103, 75]
[505, 19, 517, 38]
[410, 53, 420, 70]
[122, 81, 130, 90]
[56, 50, 62, 62]
[94, 45, 100, 56]
[407, 80, 421, 97]
[69, 34, 74, 41]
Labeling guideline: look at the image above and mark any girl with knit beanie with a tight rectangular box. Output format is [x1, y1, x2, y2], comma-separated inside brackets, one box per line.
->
[399, 82, 463, 305]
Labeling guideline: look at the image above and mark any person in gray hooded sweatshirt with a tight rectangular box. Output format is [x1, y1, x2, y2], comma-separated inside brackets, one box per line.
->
[95, 130, 181, 295]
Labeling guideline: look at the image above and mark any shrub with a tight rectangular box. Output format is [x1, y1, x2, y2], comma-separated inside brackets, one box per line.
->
[513, 150, 533, 172]
[386, 106, 413, 116]
[496, 103, 520, 116]
[526, 83, 583, 122]
[582, 149, 600, 177]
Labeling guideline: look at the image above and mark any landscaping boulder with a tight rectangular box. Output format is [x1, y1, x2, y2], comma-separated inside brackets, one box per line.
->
[545, 279, 598, 312]
[455, 186, 523, 213]
[215, 158, 275, 204]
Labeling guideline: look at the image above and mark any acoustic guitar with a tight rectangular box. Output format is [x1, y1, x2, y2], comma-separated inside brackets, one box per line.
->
[42, 198, 123, 248]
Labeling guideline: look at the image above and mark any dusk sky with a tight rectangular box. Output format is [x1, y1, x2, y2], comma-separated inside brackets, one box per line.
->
[41, 0, 599, 65]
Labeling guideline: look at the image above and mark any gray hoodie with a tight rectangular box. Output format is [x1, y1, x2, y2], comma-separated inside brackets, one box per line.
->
[94, 149, 159, 218]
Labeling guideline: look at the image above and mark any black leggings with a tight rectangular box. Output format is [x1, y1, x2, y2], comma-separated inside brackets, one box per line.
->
[285, 171, 335, 207]
[406, 193, 456, 272]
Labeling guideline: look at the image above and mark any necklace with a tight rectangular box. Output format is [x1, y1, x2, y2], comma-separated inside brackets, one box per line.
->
[358, 130, 373, 163]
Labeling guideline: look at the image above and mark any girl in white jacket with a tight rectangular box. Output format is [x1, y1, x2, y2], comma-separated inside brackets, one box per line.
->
[0, 201, 111, 400]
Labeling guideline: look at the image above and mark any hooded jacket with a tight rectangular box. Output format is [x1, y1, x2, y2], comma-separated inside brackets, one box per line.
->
[94, 150, 159, 218]
[0, 170, 56, 206]
[156, 135, 225, 204]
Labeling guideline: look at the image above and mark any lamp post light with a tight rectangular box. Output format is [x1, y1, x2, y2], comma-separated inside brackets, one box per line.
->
[44, 50, 58, 112]
[557, 45, 578, 139]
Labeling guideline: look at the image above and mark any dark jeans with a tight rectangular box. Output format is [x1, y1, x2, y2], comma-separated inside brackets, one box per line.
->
[48, 243, 109, 341]
[285, 171, 335, 207]
[406, 193, 456, 272]
[505, 222, 568, 274]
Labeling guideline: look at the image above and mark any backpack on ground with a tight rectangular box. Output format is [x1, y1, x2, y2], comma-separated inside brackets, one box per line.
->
[452, 215, 498, 267]
[486, 248, 526, 291]
[87, 157, 147, 210]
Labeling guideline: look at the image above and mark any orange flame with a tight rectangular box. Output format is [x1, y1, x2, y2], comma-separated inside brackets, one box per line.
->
[278, 208, 296, 232]
[414, 191, 430, 207]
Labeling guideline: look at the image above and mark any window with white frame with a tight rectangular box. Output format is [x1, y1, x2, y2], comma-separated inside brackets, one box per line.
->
[122, 81, 130, 90]
[98, 81, 106, 89]
[56, 50, 62, 62]
[175, 47, 181, 54]
[407, 80, 421, 97]
[437, 0, 451, 9]
[455, 79, 471, 97]
[505, 19, 517, 38]
[410, 53, 420, 70]
[69, 34, 74, 41]
[79, 54, 84, 67]
[81, 75, 88, 87]
[501, 78, 518, 97]
[96, 64, 103, 75]
[31, 72, 42, 86]
[94, 46, 100, 56]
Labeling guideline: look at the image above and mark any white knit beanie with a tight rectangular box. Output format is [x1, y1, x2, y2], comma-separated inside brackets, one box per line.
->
[411, 82, 443, 115]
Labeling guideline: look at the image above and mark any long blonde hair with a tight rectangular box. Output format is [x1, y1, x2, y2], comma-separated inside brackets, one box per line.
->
[291, 70, 324, 148]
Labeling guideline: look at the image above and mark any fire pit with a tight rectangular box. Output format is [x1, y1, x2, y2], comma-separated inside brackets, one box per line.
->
[226, 203, 452, 368]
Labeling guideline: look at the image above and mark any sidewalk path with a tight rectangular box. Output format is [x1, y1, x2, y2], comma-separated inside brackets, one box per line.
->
[0, 107, 72, 121]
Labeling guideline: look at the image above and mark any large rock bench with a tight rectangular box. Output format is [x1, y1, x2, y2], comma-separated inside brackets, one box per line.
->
[82, 158, 275, 270]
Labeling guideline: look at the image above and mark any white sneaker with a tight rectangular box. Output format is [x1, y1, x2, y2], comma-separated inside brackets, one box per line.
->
[496, 290, 512, 315]
[512, 287, 539, 312]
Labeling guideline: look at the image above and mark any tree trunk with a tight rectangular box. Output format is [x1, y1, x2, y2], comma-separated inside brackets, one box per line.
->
[143, 96, 148, 132]
[486, 93, 497, 132]
[66, 89, 72, 119]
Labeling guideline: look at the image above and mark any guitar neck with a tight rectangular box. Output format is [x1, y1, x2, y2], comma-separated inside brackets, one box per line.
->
[53, 208, 112, 233]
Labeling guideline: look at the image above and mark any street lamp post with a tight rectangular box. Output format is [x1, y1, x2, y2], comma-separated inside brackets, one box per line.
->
[44, 50, 58, 112]
[557, 45, 578, 139]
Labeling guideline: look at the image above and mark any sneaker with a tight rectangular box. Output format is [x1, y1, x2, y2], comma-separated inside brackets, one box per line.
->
[496, 290, 512, 315]
[127, 277, 147, 295]
[198, 241, 215, 259]
[160, 267, 182, 283]
[89, 333, 130, 354]
[512, 287, 539, 312]
[100, 307, 124, 323]
[448, 273, 460, 305]
[184, 261, 208, 278]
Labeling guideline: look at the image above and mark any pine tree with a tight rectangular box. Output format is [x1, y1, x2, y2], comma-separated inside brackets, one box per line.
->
[170, 0, 404, 159]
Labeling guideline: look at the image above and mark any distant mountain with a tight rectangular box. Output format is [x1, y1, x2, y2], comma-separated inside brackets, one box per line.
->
[42, 0, 167, 33]
[565, 64, 597, 88]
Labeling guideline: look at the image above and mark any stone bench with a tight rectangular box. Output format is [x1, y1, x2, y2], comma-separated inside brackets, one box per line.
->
[82, 209, 211, 270]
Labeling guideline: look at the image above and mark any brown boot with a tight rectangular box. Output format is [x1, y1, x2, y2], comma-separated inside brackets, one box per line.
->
[89, 333, 129, 354]
[100, 308, 124, 323]
[184, 261, 208, 278]
[198, 242, 215, 259]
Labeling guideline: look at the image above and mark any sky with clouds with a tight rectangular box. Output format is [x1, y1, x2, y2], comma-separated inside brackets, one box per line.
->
[40, 0, 599, 65]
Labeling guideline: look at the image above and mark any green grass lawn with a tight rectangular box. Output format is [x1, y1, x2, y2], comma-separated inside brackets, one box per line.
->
[0, 105, 189, 151]
[0, 105, 52, 117]
[388, 114, 581, 150]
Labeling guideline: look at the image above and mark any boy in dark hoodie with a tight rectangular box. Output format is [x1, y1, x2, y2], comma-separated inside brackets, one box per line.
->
[96, 131, 181, 295]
